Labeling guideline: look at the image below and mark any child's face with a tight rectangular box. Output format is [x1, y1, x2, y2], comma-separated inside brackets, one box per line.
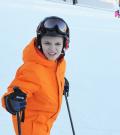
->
[41, 36, 63, 61]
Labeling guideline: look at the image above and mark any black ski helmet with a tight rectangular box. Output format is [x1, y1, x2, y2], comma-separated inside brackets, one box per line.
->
[36, 16, 70, 50]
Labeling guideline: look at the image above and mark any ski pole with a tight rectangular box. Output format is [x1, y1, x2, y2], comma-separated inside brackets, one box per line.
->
[13, 86, 26, 135]
[16, 112, 21, 135]
[64, 93, 75, 135]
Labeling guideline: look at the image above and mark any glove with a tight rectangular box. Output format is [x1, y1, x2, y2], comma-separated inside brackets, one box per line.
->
[4, 86, 27, 115]
[63, 77, 69, 97]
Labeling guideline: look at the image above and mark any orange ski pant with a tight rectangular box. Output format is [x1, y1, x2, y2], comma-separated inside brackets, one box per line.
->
[12, 116, 50, 135]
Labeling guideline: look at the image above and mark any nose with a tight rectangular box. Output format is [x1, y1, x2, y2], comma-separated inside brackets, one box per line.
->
[49, 44, 55, 50]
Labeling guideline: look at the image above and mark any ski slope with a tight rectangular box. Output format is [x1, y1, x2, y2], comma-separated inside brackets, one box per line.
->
[0, 0, 120, 135]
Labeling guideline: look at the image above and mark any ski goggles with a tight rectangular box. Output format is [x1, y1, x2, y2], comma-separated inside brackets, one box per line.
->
[43, 18, 68, 35]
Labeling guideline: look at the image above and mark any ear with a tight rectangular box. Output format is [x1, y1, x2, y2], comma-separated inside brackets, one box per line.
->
[35, 36, 42, 50]
[38, 45, 41, 49]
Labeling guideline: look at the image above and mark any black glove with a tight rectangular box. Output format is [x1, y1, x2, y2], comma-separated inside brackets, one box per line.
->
[4, 86, 27, 115]
[64, 77, 69, 97]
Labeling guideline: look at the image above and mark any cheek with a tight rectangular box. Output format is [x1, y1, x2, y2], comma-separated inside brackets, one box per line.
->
[42, 46, 48, 51]
[42, 47, 48, 55]
[57, 45, 63, 51]
[57, 47, 62, 53]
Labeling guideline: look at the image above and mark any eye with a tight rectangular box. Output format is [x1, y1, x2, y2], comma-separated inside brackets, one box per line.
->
[44, 42, 50, 45]
[55, 43, 62, 46]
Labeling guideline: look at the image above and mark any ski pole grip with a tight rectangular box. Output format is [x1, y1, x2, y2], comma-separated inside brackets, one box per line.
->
[64, 77, 69, 97]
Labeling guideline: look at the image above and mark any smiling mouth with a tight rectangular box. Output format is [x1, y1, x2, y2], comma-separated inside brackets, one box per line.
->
[48, 52, 57, 56]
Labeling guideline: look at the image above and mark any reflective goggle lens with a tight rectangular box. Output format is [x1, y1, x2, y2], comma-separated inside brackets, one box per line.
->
[43, 18, 67, 34]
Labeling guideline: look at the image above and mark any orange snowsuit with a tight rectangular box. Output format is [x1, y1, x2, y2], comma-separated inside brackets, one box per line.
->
[1, 38, 66, 135]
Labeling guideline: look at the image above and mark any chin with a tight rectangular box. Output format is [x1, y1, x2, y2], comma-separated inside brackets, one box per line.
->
[48, 57, 57, 61]
[47, 55, 59, 61]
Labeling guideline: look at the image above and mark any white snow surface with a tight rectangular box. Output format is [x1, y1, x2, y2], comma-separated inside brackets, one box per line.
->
[0, 0, 120, 135]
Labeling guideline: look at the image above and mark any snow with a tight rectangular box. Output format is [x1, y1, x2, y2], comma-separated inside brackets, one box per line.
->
[0, 0, 120, 135]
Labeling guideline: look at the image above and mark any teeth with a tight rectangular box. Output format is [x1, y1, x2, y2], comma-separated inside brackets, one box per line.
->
[48, 52, 56, 55]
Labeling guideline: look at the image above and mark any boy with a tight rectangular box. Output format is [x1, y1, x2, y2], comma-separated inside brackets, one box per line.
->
[1, 16, 70, 135]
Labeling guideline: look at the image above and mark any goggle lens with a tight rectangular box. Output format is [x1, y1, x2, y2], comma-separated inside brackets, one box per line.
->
[44, 18, 67, 34]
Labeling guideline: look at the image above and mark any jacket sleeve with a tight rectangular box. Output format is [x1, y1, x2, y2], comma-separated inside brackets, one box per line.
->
[1, 63, 40, 108]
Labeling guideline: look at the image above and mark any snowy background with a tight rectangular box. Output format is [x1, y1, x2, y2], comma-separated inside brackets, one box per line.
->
[0, 0, 120, 135]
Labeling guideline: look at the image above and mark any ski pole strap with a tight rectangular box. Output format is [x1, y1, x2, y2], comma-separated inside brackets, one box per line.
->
[16, 109, 25, 135]
[17, 112, 21, 135]
[20, 109, 25, 122]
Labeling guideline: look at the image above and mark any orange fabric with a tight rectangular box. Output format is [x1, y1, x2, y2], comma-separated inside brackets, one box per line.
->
[1, 38, 66, 135]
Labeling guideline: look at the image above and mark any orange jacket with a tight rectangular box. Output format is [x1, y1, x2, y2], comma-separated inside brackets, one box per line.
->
[2, 38, 66, 133]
